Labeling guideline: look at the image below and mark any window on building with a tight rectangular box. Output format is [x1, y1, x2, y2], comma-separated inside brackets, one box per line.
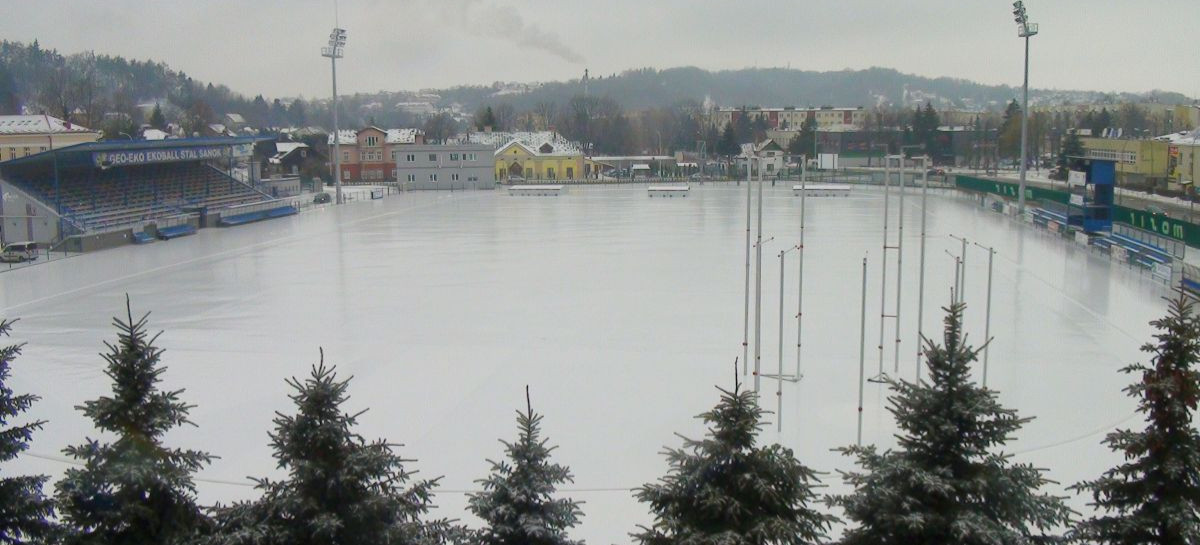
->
[407, 174, 416, 182]
[465, 153, 477, 161]
[450, 153, 460, 161]
[406, 153, 416, 162]
[566, 167, 574, 179]
[342, 169, 350, 180]
[429, 173, 438, 182]
[391, 169, 398, 179]
[525, 168, 533, 178]
[451, 173, 460, 181]
[342, 152, 350, 162]
[428, 153, 438, 162]
[468, 176, 479, 182]
[366, 136, 379, 147]
[23, 147, 30, 157]
[547, 168, 555, 179]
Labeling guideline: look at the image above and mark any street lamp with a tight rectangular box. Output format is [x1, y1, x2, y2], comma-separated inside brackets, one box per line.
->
[1013, 1, 1037, 214]
[322, 27, 347, 205]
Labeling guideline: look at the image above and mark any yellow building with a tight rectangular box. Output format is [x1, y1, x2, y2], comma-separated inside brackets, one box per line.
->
[494, 140, 584, 180]
[1080, 136, 1170, 187]
[0, 115, 101, 162]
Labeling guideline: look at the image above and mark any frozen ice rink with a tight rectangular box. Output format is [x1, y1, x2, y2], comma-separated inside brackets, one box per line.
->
[0, 184, 1174, 543]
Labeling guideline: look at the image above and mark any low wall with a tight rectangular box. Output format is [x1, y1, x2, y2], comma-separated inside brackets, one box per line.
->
[954, 174, 1200, 248]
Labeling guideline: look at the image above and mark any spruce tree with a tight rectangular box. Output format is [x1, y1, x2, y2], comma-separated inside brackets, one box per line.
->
[149, 102, 166, 130]
[468, 387, 583, 545]
[55, 298, 213, 545]
[0, 319, 54, 544]
[1071, 296, 1200, 545]
[212, 354, 461, 545]
[830, 303, 1072, 545]
[634, 374, 835, 545]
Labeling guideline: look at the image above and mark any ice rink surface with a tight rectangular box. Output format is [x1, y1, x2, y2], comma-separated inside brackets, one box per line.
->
[0, 184, 1175, 543]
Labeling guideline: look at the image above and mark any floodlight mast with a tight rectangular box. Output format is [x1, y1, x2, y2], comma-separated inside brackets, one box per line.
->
[1013, 2, 1037, 214]
[322, 28, 347, 205]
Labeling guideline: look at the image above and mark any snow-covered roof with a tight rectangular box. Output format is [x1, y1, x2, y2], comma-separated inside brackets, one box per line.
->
[327, 127, 424, 145]
[386, 128, 422, 144]
[269, 142, 312, 164]
[1156, 129, 1200, 145]
[465, 131, 583, 157]
[142, 129, 168, 140]
[224, 113, 246, 124]
[0, 115, 96, 135]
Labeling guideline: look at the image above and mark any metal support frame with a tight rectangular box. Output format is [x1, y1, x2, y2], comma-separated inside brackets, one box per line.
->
[975, 242, 996, 386]
[950, 234, 968, 305]
[915, 156, 930, 380]
[857, 254, 868, 446]
[871, 155, 903, 384]
[743, 156, 752, 375]
[754, 162, 765, 392]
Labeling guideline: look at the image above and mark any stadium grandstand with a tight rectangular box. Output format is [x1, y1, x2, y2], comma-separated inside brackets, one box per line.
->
[0, 137, 297, 251]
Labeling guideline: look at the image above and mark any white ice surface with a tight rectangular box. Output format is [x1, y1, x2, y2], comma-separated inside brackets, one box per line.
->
[0, 184, 1174, 544]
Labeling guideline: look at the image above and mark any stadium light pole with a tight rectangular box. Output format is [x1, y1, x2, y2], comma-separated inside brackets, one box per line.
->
[322, 27, 347, 205]
[1014, 1, 1038, 215]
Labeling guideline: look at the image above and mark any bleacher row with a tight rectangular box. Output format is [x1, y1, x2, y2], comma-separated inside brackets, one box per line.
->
[1031, 207, 1172, 270]
[11, 163, 270, 231]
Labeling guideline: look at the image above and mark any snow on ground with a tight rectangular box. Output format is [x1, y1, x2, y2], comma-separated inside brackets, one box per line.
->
[0, 185, 1174, 543]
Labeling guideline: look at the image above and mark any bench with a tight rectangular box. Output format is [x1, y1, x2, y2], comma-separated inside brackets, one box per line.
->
[648, 185, 689, 197]
[157, 224, 197, 240]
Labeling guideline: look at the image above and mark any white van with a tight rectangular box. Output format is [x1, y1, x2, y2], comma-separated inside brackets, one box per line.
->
[0, 241, 39, 263]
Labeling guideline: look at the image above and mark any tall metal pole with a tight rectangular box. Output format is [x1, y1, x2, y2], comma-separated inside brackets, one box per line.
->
[754, 161, 765, 393]
[796, 161, 806, 379]
[915, 157, 929, 380]
[777, 248, 787, 432]
[875, 157, 891, 380]
[331, 56, 341, 205]
[857, 255, 867, 446]
[978, 243, 995, 386]
[892, 157, 905, 375]
[1018, 31, 1032, 213]
[743, 157, 751, 375]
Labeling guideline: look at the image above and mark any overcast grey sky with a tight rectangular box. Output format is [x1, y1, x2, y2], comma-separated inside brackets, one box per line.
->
[2, 0, 1196, 100]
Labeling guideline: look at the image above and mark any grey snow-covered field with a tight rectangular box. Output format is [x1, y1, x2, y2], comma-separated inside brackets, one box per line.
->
[0, 184, 1172, 543]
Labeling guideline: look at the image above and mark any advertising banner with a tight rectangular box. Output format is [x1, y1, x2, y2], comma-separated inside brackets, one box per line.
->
[93, 145, 232, 168]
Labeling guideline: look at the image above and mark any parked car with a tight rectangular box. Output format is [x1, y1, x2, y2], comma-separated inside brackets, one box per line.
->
[1146, 205, 1169, 217]
[0, 241, 39, 263]
[313, 192, 332, 204]
[926, 168, 946, 176]
[506, 176, 526, 183]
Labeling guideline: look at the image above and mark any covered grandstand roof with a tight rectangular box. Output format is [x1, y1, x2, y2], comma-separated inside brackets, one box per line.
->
[0, 136, 267, 170]
[0, 114, 98, 135]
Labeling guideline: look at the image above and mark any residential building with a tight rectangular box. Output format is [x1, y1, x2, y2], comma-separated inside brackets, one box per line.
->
[738, 139, 786, 176]
[0, 115, 101, 162]
[393, 144, 494, 190]
[712, 106, 868, 131]
[464, 131, 586, 180]
[328, 127, 493, 189]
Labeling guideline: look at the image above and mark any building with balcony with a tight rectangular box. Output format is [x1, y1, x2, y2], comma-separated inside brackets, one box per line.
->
[328, 127, 494, 189]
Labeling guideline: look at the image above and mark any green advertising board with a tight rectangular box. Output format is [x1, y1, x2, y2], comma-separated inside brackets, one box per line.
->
[954, 174, 1200, 248]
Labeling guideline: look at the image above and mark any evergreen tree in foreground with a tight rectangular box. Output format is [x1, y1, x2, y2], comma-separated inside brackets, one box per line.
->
[0, 319, 54, 544]
[55, 297, 213, 545]
[1071, 296, 1200, 545]
[830, 303, 1072, 545]
[212, 353, 461, 545]
[634, 372, 835, 545]
[468, 387, 583, 545]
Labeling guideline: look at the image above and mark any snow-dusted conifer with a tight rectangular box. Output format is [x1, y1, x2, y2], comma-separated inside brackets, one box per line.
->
[1072, 296, 1200, 545]
[55, 298, 213, 545]
[211, 353, 462, 545]
[634, 369, 834, 545]
[0, 319, 54, 544]
[830, 302, 1072, 545]
[468, 386, 583, 545]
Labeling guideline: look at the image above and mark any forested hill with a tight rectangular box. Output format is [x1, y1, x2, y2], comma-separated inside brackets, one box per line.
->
[431, 66, 1191, 113]
[0, 39, 1191, 135]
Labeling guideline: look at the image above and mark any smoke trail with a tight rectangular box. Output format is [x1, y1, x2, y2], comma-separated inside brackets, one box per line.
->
[430, 0, 585, 64]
